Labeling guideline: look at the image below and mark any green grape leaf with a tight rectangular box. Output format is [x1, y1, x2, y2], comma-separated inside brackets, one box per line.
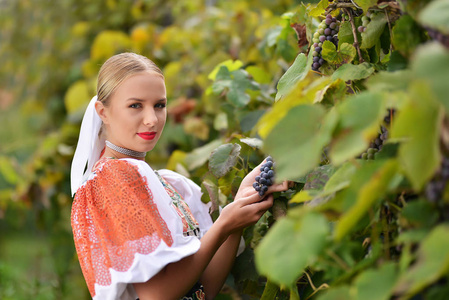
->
[330, 92, 386, 165]
[418, 0, 449, 34]
[257, 74, 334, 138]
[255, 211, 330, 286]
[332, 62, 375, 81]
[211, 66, 232, 94]
[392, 15, 427, 58]
[394, 224, 449, 296]
[239, 137, 263, 149]
[185, 139, 223, 170]
[334, 160, 398, 241]
[317, 286, 352, 300]
[246, 66, 271, 84]
[387, 51, 409, 72]
[361, 13, 388, 49]
[208, 59, 244, 80]
[276, 53, 309, 101]
[266, 26, 283, 47]
[228, 70, 259, 107]
[401, 199, 439, 228]
[353, 263, 398, 300]
[411, 43, 449, 114]
[391, 82, 442, 190]
[209, 143, 241, 178]
[260, 279, 280, 300]
[322, 42, 356, 65]
[303, 164, 336, 192]
[338, 21, 355, 46]
[263, 105, 338, 181]
[308, 0, 329, 17]
[365, 70, 412, 92]
[356, 0, 378, 12]
[323, 162, 357, 195]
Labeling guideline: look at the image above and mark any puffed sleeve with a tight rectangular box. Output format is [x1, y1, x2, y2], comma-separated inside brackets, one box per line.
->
[156, 169, 245, 256]
[71, 159, 201, 300]
[156, 169, 214, 237]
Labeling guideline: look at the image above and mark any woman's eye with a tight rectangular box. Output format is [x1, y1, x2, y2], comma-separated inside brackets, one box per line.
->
[129, 103, 141, 108]
[155, 103, 166, 109]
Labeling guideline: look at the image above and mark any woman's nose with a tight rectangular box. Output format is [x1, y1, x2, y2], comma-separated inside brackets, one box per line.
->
[143, 109, 158, 126]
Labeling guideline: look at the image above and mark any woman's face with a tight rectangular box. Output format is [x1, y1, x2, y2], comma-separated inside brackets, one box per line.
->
[97, 72, 167, 153]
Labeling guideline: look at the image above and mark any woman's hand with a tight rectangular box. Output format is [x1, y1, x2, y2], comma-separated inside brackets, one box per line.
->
[235, 159, 289, 201]
[215, 159, 289, 235]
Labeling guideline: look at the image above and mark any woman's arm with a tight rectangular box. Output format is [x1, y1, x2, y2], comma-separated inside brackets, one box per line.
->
[133, 192, 273, 300]
[199, 229, 242, 299]
[134, 160, 288, 300]
[200, 181, 289, 298]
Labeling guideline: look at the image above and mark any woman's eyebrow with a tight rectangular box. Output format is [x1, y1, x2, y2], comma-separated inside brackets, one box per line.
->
[126, 97, 145, 102]
[126, 97, 167, 102]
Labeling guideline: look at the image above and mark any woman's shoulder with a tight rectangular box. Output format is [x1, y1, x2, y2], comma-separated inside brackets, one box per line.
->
[91, 157, 153, 178]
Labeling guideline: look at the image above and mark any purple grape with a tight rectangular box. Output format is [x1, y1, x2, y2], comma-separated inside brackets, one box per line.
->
[358, 26, 364, 33]
[319, 58, 324, 64]
[325, 18, 332, 25]
[330, 22, 337, 29]
[315, 46, 322, 52]
[313, 62, 320, 69]
[313, 56, 319, 62]
[326, 36, 333, 41]
[331, 30, 337, 36]
[313, 42, 319, 48]
[253, 156, 276, 197]
[319, 35, 326, 42]
[324, 28, 331, 36]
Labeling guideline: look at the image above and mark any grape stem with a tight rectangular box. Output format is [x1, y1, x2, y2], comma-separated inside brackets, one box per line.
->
[342, 7, 364, 63]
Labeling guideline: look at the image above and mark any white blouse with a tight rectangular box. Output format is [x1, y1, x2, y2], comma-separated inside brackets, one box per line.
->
[71, 157, 213, 299]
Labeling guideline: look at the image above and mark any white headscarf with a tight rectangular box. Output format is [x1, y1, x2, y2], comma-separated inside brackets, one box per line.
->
[70, 95, 105, 196]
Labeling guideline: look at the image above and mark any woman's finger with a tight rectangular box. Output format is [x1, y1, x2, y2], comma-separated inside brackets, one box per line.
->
[267, 180, 289, 194]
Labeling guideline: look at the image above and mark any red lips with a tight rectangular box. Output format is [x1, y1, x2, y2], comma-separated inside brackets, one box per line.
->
[137, 132, 157, 140]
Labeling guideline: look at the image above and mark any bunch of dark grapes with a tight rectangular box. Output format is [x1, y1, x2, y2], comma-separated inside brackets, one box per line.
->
[253, 156, 275, 197]
[360, 109, 394, 160]
[311, 14, 340, 72]
[424, 26, 449, 49]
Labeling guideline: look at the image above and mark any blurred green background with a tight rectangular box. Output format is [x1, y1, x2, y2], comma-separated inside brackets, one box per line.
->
[0, 0, 303, 298]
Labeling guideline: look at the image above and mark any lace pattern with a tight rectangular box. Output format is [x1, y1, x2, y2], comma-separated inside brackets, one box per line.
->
[71, 159, 174, 297]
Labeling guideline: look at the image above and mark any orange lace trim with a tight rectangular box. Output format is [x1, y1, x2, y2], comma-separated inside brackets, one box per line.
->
[71, 159, 173, 297]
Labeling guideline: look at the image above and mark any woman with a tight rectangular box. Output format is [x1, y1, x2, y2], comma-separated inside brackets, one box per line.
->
[70, 52, 287, 300]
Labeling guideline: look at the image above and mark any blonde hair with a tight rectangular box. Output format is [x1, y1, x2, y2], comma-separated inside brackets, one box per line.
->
[97, 52, 164, 106]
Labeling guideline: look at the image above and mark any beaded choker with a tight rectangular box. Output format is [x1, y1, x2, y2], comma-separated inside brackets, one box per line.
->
[105, 140, 147, 158]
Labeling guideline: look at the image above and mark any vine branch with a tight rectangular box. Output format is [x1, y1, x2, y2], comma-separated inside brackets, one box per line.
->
[342, 7, 364, 63]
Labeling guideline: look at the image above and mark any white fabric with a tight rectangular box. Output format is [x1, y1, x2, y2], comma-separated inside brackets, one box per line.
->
[157, 169, 213, 237]
[77, 158, 207, 299]
[70, 95, 105, 196]
[158, 169, 245, 256]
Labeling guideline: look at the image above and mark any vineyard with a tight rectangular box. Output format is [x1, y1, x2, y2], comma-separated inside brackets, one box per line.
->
[1, 0, 449, 299]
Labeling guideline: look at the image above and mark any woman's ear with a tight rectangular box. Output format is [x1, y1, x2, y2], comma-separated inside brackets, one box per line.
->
[95, 101, 109, 125]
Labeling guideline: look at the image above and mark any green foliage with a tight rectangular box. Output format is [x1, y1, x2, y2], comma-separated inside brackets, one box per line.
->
[2, 0, 449, 299]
